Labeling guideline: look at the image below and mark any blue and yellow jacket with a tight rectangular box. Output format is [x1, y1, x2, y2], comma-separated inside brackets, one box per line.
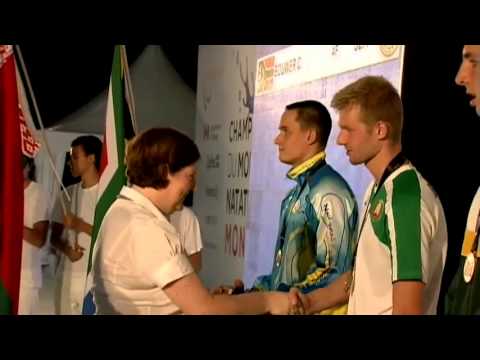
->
[252, 152, 358, 297]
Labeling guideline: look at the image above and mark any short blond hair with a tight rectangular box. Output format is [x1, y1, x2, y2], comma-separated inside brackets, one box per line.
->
[331, 76, 403, 142]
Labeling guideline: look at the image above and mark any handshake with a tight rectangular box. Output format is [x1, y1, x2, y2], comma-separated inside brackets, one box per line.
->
[212, 279, 311, 315]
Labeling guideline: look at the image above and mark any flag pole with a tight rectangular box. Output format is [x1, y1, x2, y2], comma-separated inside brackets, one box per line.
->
[120, 45, 138, 135]
[14, 45, 70, 215]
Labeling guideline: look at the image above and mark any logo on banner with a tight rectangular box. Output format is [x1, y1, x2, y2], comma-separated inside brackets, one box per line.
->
[205, 215, 218, 225]
[206, 154, 220, 169]
[202, 88, 212, 112]
[256, 54, 302, 96]
[203, 123, 221, 141]
[273, 56, 302, 78]
[379, 45, 399, 58]
[256, 56, 275, 94]
[19, 105, 41, 158]
[238, 52, 255, 115]
[0, 45, 13, 69]
[205, 185, 219, 199]
[203, 241, 217, 250]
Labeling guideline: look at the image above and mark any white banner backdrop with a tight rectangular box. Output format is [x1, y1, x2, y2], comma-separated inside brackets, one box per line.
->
[194, 45, 405, 290]
[243, 45, 405, 288]
[194, 46, 256, 289]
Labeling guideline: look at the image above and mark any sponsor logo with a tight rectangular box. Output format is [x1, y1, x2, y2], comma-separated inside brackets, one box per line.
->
[205, 185, 219, 199]
[202, 123, 221, 141]
[206, 154, 220, 169]
[256, 56, 275, 94]
[205, 215, 218, 225]
[379, 45, 399, 58]
[203, 241, 217, 250]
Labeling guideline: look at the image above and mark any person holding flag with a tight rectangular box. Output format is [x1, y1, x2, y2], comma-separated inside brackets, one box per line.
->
[1, 43, 73, 314]
[50, 135, 102, 315]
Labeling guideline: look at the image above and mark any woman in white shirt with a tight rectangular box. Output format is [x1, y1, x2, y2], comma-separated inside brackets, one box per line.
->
[92, 128, 299, 315]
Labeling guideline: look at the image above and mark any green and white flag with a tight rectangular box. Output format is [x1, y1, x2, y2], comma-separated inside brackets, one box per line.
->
[82, 45, 136, 314]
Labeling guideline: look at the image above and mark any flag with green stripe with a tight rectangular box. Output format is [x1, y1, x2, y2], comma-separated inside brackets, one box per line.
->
[82, 45, 135, 314]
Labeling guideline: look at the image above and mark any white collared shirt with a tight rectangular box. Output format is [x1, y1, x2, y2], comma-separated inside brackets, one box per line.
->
[92, 186, 193, 315]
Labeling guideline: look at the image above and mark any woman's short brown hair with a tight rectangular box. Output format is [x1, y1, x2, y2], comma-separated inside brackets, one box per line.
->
[126, 127, 200, 189]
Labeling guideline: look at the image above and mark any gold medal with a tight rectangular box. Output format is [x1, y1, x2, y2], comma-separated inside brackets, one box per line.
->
[464, 253, 476, 283]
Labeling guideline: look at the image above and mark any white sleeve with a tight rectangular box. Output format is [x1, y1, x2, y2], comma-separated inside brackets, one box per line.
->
[182, 207, 203, 255]
[33, 185, 49, 224]
[171, 207, 203, 256]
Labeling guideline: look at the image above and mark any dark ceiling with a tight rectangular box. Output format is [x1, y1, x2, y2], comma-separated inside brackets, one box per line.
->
[18, 45, 198, 128]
